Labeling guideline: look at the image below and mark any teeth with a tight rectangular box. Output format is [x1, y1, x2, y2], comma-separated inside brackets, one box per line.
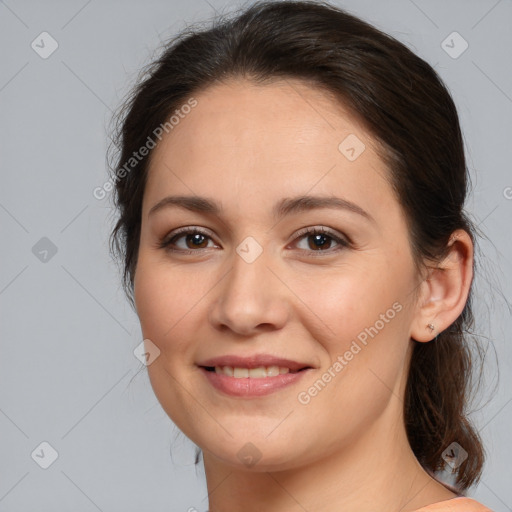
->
[233, 367, 249, 378]
[266, 366, 280, 377]
[214, 365, 292, 378]
[248, 367, 266, 378]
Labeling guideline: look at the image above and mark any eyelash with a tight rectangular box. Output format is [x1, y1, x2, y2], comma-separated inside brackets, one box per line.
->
[158, 226, 351, 257]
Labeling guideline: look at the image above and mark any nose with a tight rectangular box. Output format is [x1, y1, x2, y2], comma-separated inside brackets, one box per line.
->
[208, 245, 290, 337]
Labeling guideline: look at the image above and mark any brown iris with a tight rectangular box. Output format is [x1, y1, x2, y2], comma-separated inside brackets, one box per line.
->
[308, 233, 332, 251]
[185, 233, 209, 249]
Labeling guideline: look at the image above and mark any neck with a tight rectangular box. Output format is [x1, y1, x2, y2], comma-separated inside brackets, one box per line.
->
[202, 399, 456, 512]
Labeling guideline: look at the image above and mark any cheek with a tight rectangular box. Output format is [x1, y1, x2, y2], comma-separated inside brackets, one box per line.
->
[290, 271, 412, 448]
[133, 254, 206, 432]
[133, 249, 227, 368]
[293, 257, 414, 389]
[296, 259, 404, 338]
[133, 253, 194, 351]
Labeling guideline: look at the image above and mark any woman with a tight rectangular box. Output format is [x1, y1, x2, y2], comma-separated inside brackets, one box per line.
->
[109, 1, 493, 510]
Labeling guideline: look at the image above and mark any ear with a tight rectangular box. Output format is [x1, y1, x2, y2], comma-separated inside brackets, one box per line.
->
[410, 229, 473, 342]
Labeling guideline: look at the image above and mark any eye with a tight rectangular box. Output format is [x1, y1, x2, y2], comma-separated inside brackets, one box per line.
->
[158, 227, 218, 254]
[158, 226, 350, 255]
[291, 226, 350, 255]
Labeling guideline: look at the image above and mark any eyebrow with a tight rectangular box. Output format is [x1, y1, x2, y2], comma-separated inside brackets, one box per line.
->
[148, 194, 374, 223]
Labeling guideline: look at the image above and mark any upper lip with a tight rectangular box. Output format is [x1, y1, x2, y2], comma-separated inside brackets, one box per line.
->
[197, 354, 313, 372]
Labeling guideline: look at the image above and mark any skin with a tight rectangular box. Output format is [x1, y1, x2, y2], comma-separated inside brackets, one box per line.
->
[133, 78, 473, 512]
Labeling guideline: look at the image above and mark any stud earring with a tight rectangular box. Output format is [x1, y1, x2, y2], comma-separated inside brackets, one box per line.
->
[427, 323, 435, 332]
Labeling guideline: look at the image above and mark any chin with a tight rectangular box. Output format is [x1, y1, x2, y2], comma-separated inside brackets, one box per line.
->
[198, 428, 327, 473]
[204, 445, 303, 472]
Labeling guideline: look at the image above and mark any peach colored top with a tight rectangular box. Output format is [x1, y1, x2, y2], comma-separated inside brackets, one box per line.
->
[413, 497, 493, 511]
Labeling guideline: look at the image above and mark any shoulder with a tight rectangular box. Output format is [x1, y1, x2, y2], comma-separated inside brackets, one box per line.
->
[413, 497, 494, 512]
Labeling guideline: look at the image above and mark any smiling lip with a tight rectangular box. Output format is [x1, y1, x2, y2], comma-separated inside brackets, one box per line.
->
[197, 354, 311, 372]
[197, 354, 313, 398]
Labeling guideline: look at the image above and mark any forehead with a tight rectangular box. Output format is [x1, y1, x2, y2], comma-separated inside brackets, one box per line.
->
[153, 77, 370, 158]
[143, 78, 395, 218]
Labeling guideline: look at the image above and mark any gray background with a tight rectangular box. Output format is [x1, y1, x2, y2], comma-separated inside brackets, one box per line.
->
[1, 0, 511, 510]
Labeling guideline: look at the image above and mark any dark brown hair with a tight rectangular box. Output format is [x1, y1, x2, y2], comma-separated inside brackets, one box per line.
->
[109, 0, 485, 490]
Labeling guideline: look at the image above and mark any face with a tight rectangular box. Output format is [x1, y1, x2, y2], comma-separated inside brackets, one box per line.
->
[134, 78, 422, 471]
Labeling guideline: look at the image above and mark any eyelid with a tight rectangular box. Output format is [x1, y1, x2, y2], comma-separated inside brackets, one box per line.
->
[290, 225, 351, 246]
[158, 226, 219, 251]
[288, 225, 350, 256]
[159, 225, 350, 254]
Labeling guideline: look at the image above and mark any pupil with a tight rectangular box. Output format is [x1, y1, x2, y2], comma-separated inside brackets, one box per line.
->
[310, 234, 329, 250]
[183, 233, 332, 250]
[188, 233, 207, 248]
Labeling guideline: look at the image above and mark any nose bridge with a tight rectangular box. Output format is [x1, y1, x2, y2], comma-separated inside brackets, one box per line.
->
[232, 237, 271, 293]
[209, 236, 288, 334]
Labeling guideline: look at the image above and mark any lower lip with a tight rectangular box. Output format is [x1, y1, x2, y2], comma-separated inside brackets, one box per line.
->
[199, 367, 310, 397]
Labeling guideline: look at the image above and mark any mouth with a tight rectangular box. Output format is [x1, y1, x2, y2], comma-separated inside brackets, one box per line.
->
[201, 365, 311, 378]
[196, 355, 314, 397]
[197, 354, 314, 375]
